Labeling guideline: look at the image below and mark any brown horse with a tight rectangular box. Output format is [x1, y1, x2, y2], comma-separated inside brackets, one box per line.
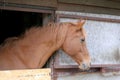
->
[0, 20, 91, 70]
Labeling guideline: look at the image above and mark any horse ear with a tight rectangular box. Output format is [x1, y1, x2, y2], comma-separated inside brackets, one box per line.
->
[69, 20, 86, 28]
[77, 20, 86, 29]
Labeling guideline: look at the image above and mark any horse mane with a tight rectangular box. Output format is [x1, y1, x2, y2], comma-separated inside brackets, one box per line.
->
[0, 22, 69, 50]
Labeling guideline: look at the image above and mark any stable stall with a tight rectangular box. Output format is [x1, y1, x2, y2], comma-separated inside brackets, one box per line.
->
[0, 0, 120, 80]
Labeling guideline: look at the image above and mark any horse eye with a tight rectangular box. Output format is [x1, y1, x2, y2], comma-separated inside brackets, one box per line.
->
[80, 38, 85, 43]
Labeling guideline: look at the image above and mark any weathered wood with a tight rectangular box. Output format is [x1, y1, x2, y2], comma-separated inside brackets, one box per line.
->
[57, 72, 120, 80]
[58, 0, 120, 9]
[0, 68, 51, 80]
[1, 0, 120, 16]
[1, 0, 57, 7]
[58, 3, 120, 16]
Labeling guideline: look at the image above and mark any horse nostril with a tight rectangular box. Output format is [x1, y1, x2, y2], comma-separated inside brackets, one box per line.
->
[82, 63, 86, 69]
[81, 63, 90, 70]
[79, 63, 90, 70]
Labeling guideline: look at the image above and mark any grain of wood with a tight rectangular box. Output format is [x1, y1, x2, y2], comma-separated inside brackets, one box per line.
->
[0, 68, 51, 80]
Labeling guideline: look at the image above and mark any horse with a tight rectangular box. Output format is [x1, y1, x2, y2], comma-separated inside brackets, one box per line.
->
[0, 20, 91, 70]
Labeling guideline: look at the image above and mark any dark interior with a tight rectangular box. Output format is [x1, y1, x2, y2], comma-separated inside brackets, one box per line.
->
[0, 9, 43, 44]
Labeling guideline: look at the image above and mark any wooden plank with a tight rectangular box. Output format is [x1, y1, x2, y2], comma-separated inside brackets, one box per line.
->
[57, 72, 120, 80]
[0, 68, 51, 80]
[58, 3, 120, 16]
[58, 0, 120, 9]
[1, 0, 57, 7]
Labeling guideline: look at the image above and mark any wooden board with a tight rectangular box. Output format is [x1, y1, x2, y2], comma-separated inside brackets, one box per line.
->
[1, 0, 57, 8]
[58, 0, 120, 9]
[0, 68, 51, 80]
[57, 72, 120, 80]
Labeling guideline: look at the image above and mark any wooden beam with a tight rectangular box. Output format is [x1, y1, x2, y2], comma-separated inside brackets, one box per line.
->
[58, 3, 120, 16]
[58, 0, 120, 9]
[1, 0, 57, 8]
[0, 68, 51, 80]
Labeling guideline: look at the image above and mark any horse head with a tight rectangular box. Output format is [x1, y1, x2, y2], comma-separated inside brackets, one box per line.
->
[61, 20, 91, 70]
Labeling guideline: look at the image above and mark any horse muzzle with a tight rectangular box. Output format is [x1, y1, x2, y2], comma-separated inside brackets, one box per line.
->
[79, 63, 91, 70]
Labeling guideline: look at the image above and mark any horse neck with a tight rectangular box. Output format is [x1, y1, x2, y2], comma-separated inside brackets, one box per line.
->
[16, 24, 68, 68]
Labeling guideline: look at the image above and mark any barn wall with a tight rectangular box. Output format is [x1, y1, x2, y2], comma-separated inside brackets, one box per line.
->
[1, 0, 120, 15]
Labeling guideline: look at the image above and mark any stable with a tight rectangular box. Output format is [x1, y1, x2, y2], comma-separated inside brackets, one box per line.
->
[0, 0, 120, 80]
